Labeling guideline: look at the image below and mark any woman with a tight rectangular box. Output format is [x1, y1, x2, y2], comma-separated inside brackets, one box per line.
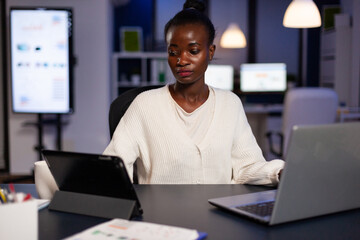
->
[104, 0, 284, 185]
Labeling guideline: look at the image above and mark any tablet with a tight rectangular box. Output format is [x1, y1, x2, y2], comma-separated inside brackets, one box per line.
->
[41, 150, 143, 217]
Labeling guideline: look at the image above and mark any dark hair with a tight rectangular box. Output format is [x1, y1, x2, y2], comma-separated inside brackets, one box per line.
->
[164, 0, 216, 46]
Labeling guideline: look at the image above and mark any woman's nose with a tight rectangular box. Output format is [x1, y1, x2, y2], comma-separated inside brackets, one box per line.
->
[177, 53, 189, 66]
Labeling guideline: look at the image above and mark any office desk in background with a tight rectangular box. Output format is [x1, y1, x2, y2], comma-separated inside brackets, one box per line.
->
[244, 104, 283, 156]
[2, 184, 360, 240]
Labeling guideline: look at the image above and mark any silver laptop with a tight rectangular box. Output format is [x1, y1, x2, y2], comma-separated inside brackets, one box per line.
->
[208, 122, 360, 225]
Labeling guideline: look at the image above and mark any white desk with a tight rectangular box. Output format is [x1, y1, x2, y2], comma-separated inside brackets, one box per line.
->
[338, 107, 360, 122]
[244, 104, 284, 114]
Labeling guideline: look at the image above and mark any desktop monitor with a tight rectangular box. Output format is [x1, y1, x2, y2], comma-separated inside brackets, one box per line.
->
[240, 63, 287, 93]
[10, 7, 74, 114]
[205, 64, 234, 91]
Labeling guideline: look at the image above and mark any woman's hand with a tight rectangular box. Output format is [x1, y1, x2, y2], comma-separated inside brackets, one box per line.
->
[278, 169, 283, 180]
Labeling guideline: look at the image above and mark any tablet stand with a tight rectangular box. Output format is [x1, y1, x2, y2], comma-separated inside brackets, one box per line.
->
[49, 190, 137, 219]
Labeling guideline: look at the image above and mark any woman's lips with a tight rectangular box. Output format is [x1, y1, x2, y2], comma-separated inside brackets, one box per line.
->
[177, 70, 192, 77]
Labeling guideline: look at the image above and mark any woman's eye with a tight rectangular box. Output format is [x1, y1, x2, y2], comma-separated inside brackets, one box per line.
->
[168, 50, 178, 56]
[190, 49, 199, 55]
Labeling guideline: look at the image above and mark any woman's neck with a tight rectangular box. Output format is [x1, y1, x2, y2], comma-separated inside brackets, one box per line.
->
[169, 82, 209, 113]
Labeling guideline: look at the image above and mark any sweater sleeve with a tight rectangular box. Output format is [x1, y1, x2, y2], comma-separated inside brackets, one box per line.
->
[103, 113, 140, 182]
[231, 101, 284, 186]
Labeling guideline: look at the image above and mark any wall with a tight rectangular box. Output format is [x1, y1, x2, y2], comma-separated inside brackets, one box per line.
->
[0, 0, 5, 169]
[5, 0, 112, 174]
[257, 0, 298, 77]
[209, 0, 248, 69]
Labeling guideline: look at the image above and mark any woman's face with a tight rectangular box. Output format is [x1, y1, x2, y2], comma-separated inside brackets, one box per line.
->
[166, 23, 215, 85]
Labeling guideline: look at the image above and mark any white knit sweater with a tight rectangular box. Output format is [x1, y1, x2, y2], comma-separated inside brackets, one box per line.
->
[103, 85, 284, 185]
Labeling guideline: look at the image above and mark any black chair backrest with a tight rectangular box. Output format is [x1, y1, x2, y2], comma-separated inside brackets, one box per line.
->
[109, 85, 163, 138]
[108, 85, 163, 184]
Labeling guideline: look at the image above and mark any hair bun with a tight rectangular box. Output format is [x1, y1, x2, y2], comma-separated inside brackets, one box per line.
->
[183, 0, 206, 13]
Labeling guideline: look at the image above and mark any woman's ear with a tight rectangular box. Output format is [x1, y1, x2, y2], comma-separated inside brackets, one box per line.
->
[209, 44, 216, 61]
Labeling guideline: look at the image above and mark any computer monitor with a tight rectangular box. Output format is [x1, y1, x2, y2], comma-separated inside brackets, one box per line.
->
[10, 7, 74, 114]
[205, 64, 234, 91]
[240, 63, 287, 93]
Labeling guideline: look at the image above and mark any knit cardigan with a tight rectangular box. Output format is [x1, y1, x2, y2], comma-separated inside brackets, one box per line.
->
[103, 85, 284, 185]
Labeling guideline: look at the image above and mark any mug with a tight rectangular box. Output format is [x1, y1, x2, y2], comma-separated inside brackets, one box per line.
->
[34, 160, 58, 199]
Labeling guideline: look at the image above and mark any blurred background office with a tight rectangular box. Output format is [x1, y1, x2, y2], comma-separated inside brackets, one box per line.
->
[1, 0, 359, 180]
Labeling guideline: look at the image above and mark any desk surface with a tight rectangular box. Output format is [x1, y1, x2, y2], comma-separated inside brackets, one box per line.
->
[3, 184, 360, 240]
[244, 104, 283, 114]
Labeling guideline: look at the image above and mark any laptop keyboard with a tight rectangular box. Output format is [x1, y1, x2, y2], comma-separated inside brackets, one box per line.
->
[235, 201, 274, 217]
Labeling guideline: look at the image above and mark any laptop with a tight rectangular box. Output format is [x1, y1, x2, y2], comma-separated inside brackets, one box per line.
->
[41, 150, 143, 219]
[208, 122, 360, 225]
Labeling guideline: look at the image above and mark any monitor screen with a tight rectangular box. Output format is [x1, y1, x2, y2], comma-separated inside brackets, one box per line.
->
[240, 63, 287, 93]
[205, 64, 234, 91]
[10, 7, 73, 113]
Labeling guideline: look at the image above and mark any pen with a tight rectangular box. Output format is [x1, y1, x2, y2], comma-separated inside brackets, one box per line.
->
[9, 183, 18, 203]
[23, 193, 32, 202]
[0, 186, 7, 203]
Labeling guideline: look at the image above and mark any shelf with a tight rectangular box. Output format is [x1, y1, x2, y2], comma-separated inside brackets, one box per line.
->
[111, 52, 171, 100]
[319, 13, 353, 106]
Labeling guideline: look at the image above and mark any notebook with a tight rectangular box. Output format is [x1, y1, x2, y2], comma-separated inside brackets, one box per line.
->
[208, 122, 360, 225]
[41, 150, 143, 218]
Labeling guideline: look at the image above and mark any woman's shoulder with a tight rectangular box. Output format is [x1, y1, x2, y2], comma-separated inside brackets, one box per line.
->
[132, 85, 168, 102]
[211, 87, 241, 106]
[127, 85, 169, 113]
[123, 85, 168, 119]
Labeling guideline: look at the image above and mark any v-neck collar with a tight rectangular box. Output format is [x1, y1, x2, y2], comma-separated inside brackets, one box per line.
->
[165, 85, 219, 150]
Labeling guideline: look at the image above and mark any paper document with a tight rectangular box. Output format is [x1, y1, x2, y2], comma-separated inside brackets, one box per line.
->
[64, 218, 203, 240]
[35, 199, 50, 210]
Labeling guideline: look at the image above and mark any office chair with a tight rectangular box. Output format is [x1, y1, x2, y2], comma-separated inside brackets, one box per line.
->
[109, 85, 163, 183]
[266, 87, 338, 158]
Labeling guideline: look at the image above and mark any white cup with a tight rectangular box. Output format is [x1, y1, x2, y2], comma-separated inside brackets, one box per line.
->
[34, 161, 58, 199]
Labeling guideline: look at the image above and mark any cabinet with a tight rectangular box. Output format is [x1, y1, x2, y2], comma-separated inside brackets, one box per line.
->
[319, 30, 336, 88]
[319, 14, 352, 106]
[111, 52, 173, 100]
